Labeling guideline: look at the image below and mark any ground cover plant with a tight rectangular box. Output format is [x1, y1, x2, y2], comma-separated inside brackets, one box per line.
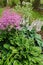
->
[0, 9, 43, 65]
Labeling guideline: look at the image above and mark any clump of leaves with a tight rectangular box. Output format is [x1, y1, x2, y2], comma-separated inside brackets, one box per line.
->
[23, 28, 43, 48]
[0, 29, 43, 65]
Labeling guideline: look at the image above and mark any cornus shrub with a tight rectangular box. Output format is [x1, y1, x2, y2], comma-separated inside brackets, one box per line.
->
[0, 9, 22, 30]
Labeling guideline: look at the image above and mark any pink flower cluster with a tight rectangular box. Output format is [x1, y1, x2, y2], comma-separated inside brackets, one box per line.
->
[0, 9, 22, 30]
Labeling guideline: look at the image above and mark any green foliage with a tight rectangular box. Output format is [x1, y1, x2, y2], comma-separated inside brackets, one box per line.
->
[14, 3, 43, 22]
[0, 8, 4, 16]
[8, 0, 20, 7]
[0, 28, 43, 65]
[0, 0, 20, 7]
[0, 0, 7, 7]
[24, 29, 43, 48]
[14, 3, 33, 24]
[14, 2, 32, 18]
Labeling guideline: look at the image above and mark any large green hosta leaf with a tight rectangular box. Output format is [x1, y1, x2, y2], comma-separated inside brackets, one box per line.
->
[35, 34, 43, 47]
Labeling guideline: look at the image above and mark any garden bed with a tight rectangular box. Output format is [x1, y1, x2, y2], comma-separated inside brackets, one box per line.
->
[0, 1, 43, 65]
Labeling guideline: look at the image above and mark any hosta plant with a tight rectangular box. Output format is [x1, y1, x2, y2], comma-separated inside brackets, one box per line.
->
[0, 28, 43, 65]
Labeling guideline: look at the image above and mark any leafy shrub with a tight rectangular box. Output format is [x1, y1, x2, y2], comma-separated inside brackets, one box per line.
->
[14, 2, 32, 18]
[0, 28, 43, 65]
[14, 2, 43, 22]
[14, 2, 33, 25]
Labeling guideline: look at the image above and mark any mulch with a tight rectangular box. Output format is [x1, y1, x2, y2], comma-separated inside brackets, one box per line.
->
[37, 31, 43, 40]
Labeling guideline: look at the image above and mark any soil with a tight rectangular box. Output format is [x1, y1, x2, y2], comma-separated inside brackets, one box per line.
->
[37, 31, 43, 39]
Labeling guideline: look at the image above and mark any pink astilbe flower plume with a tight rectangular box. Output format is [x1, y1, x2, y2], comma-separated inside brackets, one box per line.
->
[0, 9, 22, 30]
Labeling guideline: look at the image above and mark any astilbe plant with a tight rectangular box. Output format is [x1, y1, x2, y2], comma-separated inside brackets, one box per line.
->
[0, 9, 22, 30]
